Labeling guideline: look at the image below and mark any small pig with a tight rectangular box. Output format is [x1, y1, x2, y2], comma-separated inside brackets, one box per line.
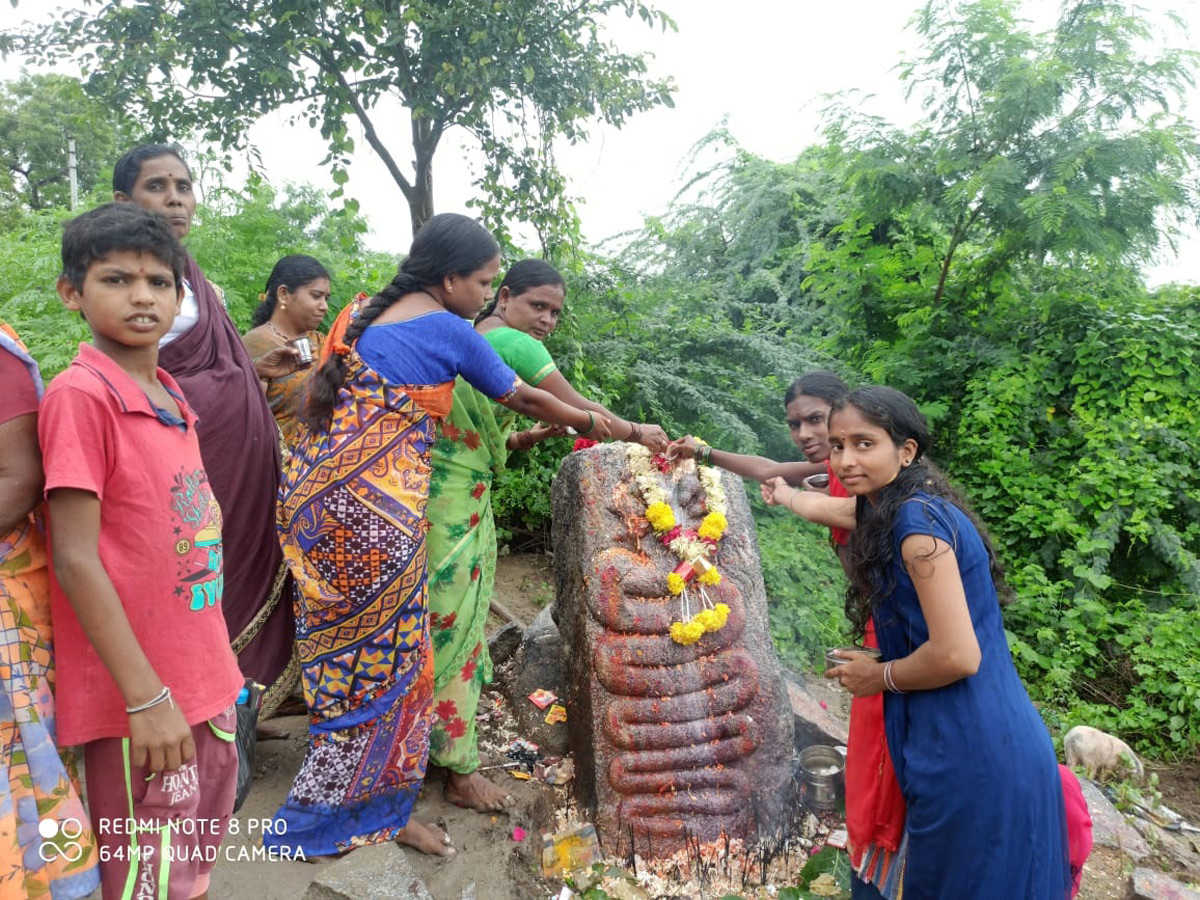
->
[1063, 725, 1144, 782]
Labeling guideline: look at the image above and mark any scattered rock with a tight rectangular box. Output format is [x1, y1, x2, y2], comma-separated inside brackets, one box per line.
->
[1131, 867, 1200, 900]
[487, 621, 523, 668]
[783, 670, 849, 750]
[1079, 778, 1153, 862]
[303, 843, 433, 900]
[497, 607, 570, 754]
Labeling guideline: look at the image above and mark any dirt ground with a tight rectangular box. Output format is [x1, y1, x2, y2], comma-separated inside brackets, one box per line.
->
[208, 552, 1199, 900]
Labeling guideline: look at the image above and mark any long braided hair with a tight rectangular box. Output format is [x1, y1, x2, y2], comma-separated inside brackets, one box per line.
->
[301, 213, 500, 431]
[837, 386, 1012, 641]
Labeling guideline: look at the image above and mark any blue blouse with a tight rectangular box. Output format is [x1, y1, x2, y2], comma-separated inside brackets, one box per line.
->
[356, 311, 518, 400]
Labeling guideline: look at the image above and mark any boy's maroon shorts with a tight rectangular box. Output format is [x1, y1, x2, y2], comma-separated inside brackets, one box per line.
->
[85, 705, 237, 900]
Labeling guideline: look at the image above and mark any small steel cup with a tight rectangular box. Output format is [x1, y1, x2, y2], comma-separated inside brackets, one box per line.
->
[804, 472, 831, 491]
[825, 646, 882, 670]
[292, 336, 314, 368]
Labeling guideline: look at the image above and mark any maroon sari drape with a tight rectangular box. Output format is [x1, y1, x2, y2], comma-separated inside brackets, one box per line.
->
[157, 255, 296, 713]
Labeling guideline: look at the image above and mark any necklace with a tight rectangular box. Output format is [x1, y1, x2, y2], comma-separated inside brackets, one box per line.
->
[626, 444, 731, 645]
[268, 321, 302, 343]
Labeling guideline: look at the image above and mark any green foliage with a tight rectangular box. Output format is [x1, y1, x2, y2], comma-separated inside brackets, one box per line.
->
[0, 179, 394, 378]
[8, 0, 676, 240]
[0, 73, 136, 214]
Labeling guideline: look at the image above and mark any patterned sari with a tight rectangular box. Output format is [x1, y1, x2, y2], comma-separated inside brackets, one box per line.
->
[241, 329, 326, 449]
[426, 328, 555, 771]
[269, 351, 453, 855]
[0, 325, 99, 899]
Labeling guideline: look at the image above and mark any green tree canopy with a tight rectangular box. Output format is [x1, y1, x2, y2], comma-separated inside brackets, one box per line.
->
[6, 0, 676, 248]
[0, 72, 135, 213]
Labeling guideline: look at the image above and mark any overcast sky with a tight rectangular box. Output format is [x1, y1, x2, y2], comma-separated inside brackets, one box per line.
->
[7, 0, 1199, 284]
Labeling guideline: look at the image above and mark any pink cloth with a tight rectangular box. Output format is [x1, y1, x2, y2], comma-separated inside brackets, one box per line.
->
[1059, 764, 1093, 898]
[39, 343, 242, 743]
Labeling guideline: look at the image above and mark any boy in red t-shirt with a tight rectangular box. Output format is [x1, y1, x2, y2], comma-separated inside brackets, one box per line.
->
[39, 203, 245, 900]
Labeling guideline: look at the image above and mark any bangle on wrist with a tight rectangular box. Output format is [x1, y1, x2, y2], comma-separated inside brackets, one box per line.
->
[883, 660, 905, 694]
[627, 421, 641, 442]
[126, 685, 173, 714]
[581, 410, 596, 435]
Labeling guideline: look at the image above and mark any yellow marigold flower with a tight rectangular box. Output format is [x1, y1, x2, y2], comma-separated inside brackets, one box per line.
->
[670, 619, 702, 645]
[693, 609, 716, 630]
[712, 603, 730, 628]
[646, 501, 676, 533]
[698, 511, 728, 541]
[666, 572, 686, 595]
[698, 566, 722, 586]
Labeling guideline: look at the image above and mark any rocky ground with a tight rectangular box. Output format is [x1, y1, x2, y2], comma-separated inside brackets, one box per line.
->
[199, 553, 1199, 899]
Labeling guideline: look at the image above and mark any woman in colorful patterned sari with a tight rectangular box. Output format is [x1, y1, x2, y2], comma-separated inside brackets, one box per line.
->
[0, 323, 99, 898]
[268, 216, 611, 858]
[426, 260, 669, 812]
[242, 255, 331, 449]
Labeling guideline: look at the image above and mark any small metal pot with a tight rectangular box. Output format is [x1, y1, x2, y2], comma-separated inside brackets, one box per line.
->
[796, 744, 845, 812]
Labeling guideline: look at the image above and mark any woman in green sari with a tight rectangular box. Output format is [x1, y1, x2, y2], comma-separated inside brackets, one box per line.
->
[426, 260, 669, 811]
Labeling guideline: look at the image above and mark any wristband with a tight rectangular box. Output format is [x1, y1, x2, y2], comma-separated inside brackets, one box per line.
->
[126, 685, 174, 714]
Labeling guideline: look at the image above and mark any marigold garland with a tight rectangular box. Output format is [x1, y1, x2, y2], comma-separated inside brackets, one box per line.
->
[627, 445, 730, 645]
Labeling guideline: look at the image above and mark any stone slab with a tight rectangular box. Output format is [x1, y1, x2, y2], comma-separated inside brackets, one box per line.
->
[1131, 867, 1200, 900]
[303, 843, 433, 900]
[552, 445, 794, 857]
[784, 671, 849, 749]
[1079, 778, 1152, 862]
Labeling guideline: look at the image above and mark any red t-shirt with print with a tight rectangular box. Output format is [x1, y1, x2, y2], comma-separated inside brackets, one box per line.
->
[39, 343, 243, 745]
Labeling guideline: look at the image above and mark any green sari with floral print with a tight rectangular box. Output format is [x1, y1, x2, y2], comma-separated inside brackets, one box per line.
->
[426, 328, 556, 771]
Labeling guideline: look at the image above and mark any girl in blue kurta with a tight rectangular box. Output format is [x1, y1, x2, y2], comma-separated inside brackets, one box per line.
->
[825, 386, 1070, 900]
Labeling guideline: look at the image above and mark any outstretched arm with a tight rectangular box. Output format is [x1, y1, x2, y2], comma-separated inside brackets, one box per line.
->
[760, 476, 856, 531]
[535, 370, 668, 452]
[499, 382, 614, 440]
[668, 435, 821, 484]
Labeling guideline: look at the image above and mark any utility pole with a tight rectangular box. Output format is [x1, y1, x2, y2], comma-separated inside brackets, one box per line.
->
[68, 137, 78, 210]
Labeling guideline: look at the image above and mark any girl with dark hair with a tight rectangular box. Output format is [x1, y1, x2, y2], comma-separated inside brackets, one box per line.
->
[812, 386, 1070, 900]
[113, 144, 299, 724]
[694, 371, 904, 900]
[242, 255, 332, 447]
[269, 217, 611, 858]
[425, 259, 669, 812]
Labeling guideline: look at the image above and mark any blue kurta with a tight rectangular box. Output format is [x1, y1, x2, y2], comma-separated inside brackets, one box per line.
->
[875, 493, 1070, 900]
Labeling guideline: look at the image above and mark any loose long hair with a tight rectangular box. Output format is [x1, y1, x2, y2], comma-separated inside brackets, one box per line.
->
[251, 255, 331, 327]
[838, 386, 1011, 640]
[301, 213, 500, 431]
[475, 258, 565, 324]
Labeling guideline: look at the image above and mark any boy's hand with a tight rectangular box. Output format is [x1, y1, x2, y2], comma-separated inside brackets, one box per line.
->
[129, 701, 195, 773]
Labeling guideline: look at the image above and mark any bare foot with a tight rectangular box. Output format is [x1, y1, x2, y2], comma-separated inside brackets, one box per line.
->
[256, 722, 290, 741]
[395, 821, 456, 858]
[445, 770, 515, 812]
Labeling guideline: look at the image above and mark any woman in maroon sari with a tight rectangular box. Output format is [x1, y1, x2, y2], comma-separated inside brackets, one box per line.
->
[114, 144, 298, 718]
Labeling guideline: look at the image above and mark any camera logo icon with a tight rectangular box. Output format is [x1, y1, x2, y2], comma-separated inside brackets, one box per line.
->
[37, 817, 85, 863]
